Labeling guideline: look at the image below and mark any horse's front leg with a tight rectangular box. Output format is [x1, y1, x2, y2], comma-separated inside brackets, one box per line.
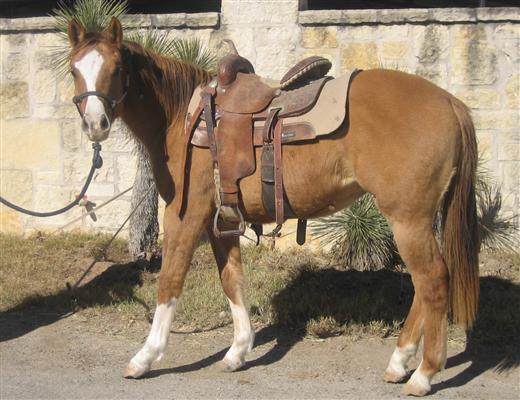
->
[124, 203, 210, 378]
[207, 227, 254, 372]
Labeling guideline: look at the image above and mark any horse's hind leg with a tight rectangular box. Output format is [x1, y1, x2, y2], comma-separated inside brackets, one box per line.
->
[207, 227, 254, 372]
[385, 218, 449, 396]
[384, 294, 423, 383]
[124, 204, 210, 378]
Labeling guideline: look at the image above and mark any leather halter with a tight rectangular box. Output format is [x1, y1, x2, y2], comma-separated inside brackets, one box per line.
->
[72, 70, 130, 117]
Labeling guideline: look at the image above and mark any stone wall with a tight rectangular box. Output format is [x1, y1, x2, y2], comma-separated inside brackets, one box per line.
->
[1, 1, 519, 243]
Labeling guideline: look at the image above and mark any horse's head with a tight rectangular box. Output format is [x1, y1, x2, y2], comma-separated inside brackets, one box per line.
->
[68, 17, 129, 142]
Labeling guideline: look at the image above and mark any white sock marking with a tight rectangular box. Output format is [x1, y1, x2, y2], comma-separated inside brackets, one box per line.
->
[74, 49, 106, 119]
[386, 344, 417, 377]
[224, 298, 254, 368]
[408, 361, 431, 393]
[130, 298, 177, 371]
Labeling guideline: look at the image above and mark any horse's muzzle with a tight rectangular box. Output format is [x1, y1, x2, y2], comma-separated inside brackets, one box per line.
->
[82, 113, 111, 142]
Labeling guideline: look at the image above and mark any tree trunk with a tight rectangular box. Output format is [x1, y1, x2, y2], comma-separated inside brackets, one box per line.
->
[128, 142, 159, 259]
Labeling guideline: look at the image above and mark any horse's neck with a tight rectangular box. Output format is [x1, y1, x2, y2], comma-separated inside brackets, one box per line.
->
[120, 45, 209, 162]
[119, 45, 210, 203]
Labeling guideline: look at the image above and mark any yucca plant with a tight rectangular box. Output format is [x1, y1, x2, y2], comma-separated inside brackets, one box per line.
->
[476, 165, 519, 252]
[51, 0, 129, 79]
[311, 194, 398, 271]
[53, 0, 128, 34]
[170, 37, 217, 73]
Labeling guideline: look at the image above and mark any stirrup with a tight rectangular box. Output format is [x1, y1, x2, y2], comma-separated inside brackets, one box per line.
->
[213, 205, 246, 238]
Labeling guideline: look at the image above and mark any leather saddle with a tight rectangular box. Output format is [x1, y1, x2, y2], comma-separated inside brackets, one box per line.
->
[182, 53, 358, 240]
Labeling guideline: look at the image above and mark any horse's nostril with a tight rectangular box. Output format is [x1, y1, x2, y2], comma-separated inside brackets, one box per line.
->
[100, 115, 110, 131]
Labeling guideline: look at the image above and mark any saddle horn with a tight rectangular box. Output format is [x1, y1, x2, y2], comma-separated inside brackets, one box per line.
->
[222, 39, 239, 56]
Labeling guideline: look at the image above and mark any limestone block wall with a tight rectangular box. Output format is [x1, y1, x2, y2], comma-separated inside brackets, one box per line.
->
[1, 1, 519, 242]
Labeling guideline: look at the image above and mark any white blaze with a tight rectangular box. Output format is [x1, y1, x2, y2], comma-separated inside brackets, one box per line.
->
[74, 49, 106, 118]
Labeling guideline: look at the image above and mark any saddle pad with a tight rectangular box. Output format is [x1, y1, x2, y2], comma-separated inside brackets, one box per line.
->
[281, 70, 355, 134]
[187, 70, 358, 147]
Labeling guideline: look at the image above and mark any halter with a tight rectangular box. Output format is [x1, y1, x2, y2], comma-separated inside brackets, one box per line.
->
[72, 69, 130, 117]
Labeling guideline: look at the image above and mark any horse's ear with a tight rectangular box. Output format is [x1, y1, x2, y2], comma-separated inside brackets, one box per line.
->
[68, 18, 86, 47]
[105, 17, 123, 46]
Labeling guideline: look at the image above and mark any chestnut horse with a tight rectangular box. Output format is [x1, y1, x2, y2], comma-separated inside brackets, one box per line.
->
[67, 18, 479, 396]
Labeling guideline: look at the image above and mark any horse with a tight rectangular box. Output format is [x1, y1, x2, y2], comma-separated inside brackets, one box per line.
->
[66, 17, 479, 396]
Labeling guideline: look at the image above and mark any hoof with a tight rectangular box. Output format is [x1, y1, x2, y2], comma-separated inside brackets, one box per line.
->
[218, 358, 244, 372]
[384, 368, 407, 383]
[123, 362, 149, 379]
[402, 381, 430, 397]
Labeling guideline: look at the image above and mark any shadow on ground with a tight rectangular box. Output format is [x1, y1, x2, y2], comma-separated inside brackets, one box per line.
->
[1, 261, 519, 391]
[0, 257, 161, 342]
[254, 269, 519, 389]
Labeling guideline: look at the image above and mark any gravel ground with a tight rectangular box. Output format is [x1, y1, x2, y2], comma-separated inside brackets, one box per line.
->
[1, 313, 518, 400]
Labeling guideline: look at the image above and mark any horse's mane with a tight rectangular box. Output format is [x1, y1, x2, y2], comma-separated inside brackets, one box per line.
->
[122, 40, 212, 126]
[71, 32, 212, 127]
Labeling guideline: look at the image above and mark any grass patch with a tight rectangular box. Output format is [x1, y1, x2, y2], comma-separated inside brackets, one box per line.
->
[0, 232, 129, 310]
[1, 232, 519, 361]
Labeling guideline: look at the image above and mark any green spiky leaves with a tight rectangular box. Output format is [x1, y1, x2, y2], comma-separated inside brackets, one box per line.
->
[169, 37, 216, 73]
[311, 194, 398, 271]
[52, 0, 128, 35]
[51, 0, 129, 79]
[476, 173, 519, 252]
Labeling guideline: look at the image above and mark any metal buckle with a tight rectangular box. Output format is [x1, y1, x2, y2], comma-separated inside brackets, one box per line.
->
[212, 205, 246, 238]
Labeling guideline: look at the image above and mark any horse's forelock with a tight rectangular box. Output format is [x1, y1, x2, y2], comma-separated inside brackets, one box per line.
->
[70, 32, 120, 61]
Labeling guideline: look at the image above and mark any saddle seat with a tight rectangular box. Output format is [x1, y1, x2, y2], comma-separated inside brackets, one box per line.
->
[217, 54, 333, 91]
[182, 52, 359, 239]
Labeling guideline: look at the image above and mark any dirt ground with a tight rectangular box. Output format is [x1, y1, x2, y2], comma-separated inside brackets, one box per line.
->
[1, 238, 519, 399]
[1, 312, 518, 400]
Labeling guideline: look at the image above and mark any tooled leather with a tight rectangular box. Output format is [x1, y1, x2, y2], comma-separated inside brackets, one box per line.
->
[279, 56, 332, 88]
[215, 73, 280, 114]
[273, 119, 284, 225]
[215, 112, 255, 201]
[254, 77, 332, 119]
[191, 122, 315, 148]
[217, 54, 255, 87]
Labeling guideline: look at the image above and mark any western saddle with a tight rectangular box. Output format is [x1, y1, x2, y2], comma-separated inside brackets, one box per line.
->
[183, 53, 358, 242]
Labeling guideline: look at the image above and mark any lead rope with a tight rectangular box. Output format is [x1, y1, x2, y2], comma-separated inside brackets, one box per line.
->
[0, 143, 103, 217]
[66, 184, 154, 293]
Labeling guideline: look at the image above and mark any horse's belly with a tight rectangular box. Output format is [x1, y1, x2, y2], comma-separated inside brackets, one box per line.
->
[285, 168, 364, 218]
[239, 138, 364, 222]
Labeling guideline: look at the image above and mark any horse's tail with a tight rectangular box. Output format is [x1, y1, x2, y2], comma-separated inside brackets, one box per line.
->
[442, 97, 480, 330]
